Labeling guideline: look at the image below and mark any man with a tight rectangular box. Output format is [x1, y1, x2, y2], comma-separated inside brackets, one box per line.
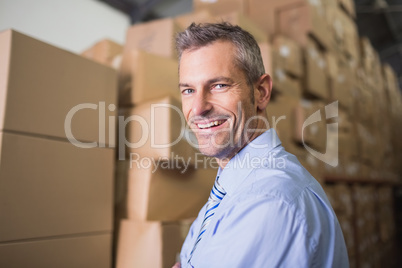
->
[173, 22, 348, 268]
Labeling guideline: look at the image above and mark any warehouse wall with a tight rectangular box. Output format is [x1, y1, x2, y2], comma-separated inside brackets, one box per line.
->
[0, 0, 130, 53]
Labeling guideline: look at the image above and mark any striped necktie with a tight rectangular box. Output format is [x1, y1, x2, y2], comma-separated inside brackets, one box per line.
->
[188, 176, 226, 262]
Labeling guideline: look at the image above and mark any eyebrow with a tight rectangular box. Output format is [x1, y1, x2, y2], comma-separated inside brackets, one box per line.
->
[179, 76, 235, 88]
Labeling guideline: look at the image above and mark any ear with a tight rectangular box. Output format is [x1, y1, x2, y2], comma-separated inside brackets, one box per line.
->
[254, 74, 272, 111]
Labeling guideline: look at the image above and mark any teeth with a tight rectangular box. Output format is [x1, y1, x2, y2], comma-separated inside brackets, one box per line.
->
[197, 120, 224, 129]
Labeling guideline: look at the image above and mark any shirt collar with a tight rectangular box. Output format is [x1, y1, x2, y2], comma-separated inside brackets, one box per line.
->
[217, 129, 281, 196]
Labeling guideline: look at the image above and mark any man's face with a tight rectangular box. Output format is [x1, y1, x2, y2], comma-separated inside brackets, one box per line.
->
[179, 40, 261, 161]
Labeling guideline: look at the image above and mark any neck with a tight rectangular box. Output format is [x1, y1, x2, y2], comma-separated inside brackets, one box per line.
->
[216, 130, 268, 169]
[216, 111, 269, 169]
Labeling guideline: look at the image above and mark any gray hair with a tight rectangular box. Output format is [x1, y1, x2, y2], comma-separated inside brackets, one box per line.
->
[175, 22, 265, 87]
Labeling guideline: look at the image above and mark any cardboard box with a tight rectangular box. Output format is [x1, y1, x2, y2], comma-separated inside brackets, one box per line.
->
[337, 214, 355, 258]
[81, 39, 123, 68]
[247, 0, 284, 34]
[0, 132, 113, 242]
[342, 157, 361, 178]
[214, 11, 268, 43]
[359, 37, 378, 75]
[289, 143, 325, 184]
[174, 9, 215, 30]
[267, 95, 299, 149]
[212, 12, 272, 74]
[324, 0, 342, 51]
[120, 96, 196, 162]
[382, 63, 399, 96]
[338, 132, 359, 159]
[303, 38, 329, 100]
[272, 35, 303, 77]
[0, 234, 112, 268]
[323, 185, 337, 209]
[324, 183, 353, 217]
[115, 160, 130, 211]
[326, 52, 339, 80]
[0, 29, 117, 147]
[353, 85, 374, 126]
[330, 65, 356, 110]
[248, 0, 328, 45]
[121, 17, 180, 76]
[338, 0, 356, 19]
[116, 220, 184, 268]
[258, 42, 273, 76]
[292, 100, 327, 151]
[382, 65, 402, 138]
[326, 4, 359, 60]
[272, 68, 302, 98]
[341, 11, 359, 60]
[377, 187, 396, 243]
[299, 155, 325, 184]
[119, 50, 180, 107]
[276, 0, 331, 49]
[123, 163, 216, 221]
[193, 0, 248, 16]
[323, 155, 353, 178]
[356, 123, 381, 165]
[334, 183, 353, 216]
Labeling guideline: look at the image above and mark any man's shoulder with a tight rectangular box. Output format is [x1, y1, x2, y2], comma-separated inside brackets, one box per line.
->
[241, 146, 324, 206]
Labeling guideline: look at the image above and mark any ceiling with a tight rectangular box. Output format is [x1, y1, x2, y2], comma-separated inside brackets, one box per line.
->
[355, 0, 402, 91]
[99, 0, 402, 92]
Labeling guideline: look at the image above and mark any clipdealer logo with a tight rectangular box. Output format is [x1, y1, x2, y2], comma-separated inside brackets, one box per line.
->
[64, 101, 189, 161]
[64, 102, 117, 148]
[63, 100, 339, 168]
[301, 101, 339, 167]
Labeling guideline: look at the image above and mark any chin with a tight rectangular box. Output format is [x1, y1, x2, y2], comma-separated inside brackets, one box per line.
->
[197, 146, 232, 161]
[197, 147, 218, 158]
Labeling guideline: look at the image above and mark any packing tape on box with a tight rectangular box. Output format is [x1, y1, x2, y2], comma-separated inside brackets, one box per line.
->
[306, 154, 318, 167]
[308, 0, 325, 16]
[308, 48, 318, 60]
[275, 68, 286, 81]
[333, 20, 344, 39]
[318, 58, 326, 69]
[337, 74, 346, 83]
[308, 0, 321, 7]
[346, 163, 359, 176]
[279, 45, 290, 58]
[301, 99, 313, 108]
[309, 124, 319, 136]
[112, 54, 122, 70]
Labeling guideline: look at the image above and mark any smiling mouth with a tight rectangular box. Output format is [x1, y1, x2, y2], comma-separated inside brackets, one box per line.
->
[196, 120, 226, 129]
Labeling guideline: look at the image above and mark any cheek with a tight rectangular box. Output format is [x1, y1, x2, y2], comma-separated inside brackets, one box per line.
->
[222, 101, 242, 117]
[181, 101, 192, 120]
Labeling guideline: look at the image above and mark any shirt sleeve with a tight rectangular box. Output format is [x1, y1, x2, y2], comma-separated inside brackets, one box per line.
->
[206, 196, 317, 268]
[180, 185, 349, 268]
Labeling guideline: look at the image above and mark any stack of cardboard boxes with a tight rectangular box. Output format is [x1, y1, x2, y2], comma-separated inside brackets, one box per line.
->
[81, 0, 401, 267]
[0, 30, 116, 267]
[81, 39, 123, 69]
[325, 183, 398, 268]
[382, 63, 402, 177]
[353, 185, 382, 268]
[0, 1, 399, 267]
[83, 11, 222, 268]
[325, 183, 356, 266]
[377, 186, 396, 246]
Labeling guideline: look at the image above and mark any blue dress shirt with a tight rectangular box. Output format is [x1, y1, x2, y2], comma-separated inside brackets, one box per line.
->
[180, 129, 349, 267]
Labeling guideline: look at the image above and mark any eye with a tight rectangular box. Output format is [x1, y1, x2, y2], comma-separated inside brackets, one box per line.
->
[213, 84, 229, 90]
[181, 88, 195, 95]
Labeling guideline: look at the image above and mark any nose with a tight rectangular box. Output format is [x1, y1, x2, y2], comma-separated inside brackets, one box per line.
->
[192, 90, 212, 116]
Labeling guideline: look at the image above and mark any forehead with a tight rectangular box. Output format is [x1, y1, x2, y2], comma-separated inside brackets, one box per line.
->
[179, 41, 241, 81]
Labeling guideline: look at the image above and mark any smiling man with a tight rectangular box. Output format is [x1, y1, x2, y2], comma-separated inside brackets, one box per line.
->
[173, 23, 348, 268]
